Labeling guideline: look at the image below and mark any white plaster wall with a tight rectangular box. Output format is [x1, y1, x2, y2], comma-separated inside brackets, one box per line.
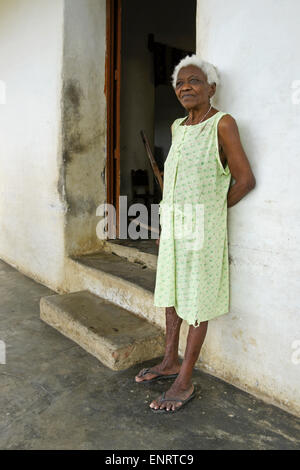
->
[0, 0, 65, 290]
[196, 0, 300, 416]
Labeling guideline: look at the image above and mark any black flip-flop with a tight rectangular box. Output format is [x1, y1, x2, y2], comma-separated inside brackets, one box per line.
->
[135, 368, 179, 384]
[150, 388, 196, 413]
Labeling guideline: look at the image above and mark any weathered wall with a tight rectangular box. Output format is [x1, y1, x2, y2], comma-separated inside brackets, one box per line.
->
[0, 0, 107, 287]
[194, 0, 300, 416]
[62, 0, 107, 256]
[0, 0, 66, 290]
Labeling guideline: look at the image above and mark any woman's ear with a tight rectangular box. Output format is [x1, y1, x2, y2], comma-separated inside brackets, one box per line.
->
[209, 82, 216, 98]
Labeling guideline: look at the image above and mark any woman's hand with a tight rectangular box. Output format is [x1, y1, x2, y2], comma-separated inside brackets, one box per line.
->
[218, 114, 256, 207]
[156, 237, 160, 247]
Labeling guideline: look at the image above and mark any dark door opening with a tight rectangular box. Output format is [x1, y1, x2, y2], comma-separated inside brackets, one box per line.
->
[106, 0, 196, 239]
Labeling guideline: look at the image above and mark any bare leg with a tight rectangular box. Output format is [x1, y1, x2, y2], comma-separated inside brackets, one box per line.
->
[150, 320, 208, 410]
[135, 306, 182, 382]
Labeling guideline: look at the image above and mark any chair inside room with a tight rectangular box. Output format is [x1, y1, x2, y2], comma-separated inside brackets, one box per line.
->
[131, 169, 155, 211]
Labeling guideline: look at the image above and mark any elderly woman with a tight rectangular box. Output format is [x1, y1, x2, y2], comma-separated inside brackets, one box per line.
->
[135, 55, 256, 412]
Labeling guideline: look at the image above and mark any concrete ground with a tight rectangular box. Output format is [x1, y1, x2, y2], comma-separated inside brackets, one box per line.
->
[0, 259, 299, 450]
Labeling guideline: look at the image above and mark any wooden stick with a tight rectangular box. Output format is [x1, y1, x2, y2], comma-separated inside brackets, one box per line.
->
[140, 130, 163, 193]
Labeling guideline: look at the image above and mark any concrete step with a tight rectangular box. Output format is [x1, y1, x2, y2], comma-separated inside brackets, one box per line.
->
[64, 251, 165, 328]
[102, 239, 158, 270]
[40, 290, 165, 371]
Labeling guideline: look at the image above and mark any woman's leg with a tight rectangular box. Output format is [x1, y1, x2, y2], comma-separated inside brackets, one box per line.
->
[150, 320, 208, 410]
[135, 306, 183, 382]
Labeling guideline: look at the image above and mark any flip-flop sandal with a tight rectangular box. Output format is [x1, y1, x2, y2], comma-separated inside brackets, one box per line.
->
[135, 367, 179, 384]
[150, 388, 196, 413]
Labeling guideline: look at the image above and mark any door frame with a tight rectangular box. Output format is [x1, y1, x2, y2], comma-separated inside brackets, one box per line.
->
[105, 0, 122, 238]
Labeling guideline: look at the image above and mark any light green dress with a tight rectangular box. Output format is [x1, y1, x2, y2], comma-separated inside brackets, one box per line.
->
[153, 111, 232, 325]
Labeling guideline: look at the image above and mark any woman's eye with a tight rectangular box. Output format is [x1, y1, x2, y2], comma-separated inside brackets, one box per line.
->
[176, 78, 201, 87]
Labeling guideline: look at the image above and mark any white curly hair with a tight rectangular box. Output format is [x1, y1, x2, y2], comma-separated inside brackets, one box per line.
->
[171, 54, 220, 88]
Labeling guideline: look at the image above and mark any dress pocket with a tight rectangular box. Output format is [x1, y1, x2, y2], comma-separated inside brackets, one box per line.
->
[159, 201, 174, 231]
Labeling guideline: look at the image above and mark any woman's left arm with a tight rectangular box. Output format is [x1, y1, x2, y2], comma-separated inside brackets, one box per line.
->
[218, 115, 256, 208]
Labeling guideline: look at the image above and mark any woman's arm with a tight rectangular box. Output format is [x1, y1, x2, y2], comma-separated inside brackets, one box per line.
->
[218, 115, 256, 208]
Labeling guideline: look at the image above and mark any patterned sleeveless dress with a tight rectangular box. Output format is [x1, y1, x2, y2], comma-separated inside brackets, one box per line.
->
[153, 111, 232, 326]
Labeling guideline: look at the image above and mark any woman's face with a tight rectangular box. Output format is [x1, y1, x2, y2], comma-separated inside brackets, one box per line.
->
[174, 65, 216, 111]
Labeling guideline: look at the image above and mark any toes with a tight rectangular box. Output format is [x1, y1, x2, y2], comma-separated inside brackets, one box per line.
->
[136, 368, 147, 378]
[136, 368, 157, 382]
[150, 395, 164, 410]
[135, 375, 145, 382]
[166, 401, 176, 411]
[149, 399, 159, 409]
[136, 371, 150, 382]
[165, 401, 182, 411]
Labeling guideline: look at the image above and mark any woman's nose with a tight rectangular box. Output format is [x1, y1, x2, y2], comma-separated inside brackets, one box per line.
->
[181, 83, 192, 91]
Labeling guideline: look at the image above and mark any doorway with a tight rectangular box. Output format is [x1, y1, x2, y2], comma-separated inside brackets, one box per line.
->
[106, 0, 196, 239]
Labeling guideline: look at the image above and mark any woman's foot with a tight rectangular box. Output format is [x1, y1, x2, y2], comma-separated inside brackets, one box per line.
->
[135, 362, 181, 383]
[149, 380, 195, 411]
